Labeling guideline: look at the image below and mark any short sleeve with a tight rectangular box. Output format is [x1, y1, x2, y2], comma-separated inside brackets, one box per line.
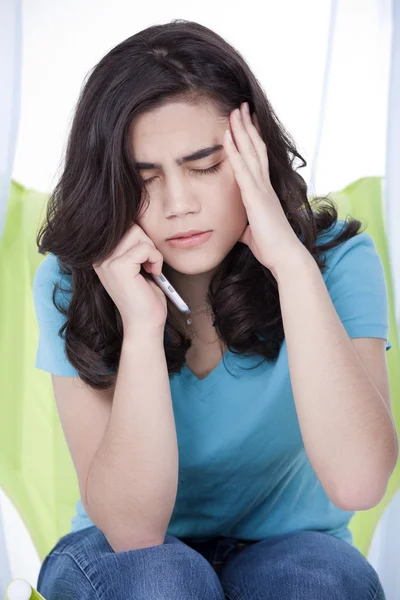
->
[32, 253, 80, 376]
[323, 229, 392, 351]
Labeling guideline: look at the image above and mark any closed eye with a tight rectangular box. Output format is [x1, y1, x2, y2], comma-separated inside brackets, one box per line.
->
[142, 162, 222, 185]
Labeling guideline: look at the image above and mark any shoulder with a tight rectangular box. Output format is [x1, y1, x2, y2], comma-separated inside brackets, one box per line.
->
[33, 252, 71, 288]
[33, 253, 73, 313]
[316, 218, 379, 281]
[314, 219, 391, 349]
[33, 254, 79, 375]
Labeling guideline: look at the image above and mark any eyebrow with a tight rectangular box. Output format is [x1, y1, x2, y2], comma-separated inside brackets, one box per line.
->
[134, 144, 224, 170]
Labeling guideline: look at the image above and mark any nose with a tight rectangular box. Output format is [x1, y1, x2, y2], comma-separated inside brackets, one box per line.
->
[163, 175, 201, 217]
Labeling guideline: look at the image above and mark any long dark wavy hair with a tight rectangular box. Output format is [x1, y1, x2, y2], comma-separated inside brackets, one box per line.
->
[36, 19, 364, 390]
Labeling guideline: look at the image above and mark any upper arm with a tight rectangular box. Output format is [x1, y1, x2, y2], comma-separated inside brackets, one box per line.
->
[324, 228, 392, 351]
[32, 254, 117, 508]
[51, 374, 115, 508]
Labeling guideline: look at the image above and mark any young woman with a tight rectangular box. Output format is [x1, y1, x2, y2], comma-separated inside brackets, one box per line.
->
[33, 18, 397, 600]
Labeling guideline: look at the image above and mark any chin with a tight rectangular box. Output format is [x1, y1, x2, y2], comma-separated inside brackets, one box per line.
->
[165, 255, 223, 276]
[179, 262, 220, 276]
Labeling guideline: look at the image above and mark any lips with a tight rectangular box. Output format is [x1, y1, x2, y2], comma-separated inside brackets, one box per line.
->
[167, 230, 212, 248]
[168, 230, 209, 240]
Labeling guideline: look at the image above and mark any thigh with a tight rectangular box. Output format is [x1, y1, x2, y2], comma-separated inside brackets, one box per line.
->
[37, 525, 226, 600]
[219, 530, 385, 600]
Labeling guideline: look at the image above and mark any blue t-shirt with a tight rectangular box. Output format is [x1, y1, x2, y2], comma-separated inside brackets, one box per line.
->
[32, 220, 392, 545]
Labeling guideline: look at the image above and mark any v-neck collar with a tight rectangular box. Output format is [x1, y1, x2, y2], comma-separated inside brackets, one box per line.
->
[177, 348, 232, 398]
[171, 346, 270, 399]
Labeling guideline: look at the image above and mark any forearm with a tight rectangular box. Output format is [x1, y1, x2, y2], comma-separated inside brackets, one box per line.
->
[85, 329, 178, 551]
[275, 249, 397, 509]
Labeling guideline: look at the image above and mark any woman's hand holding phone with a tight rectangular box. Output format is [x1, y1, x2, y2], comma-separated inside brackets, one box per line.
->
[92, 224, 168, 334]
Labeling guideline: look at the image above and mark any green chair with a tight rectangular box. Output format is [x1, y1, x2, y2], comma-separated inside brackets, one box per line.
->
[0, 181, 80, 597]
[1, 176, 399, 598]
[331, 177, 400, 552]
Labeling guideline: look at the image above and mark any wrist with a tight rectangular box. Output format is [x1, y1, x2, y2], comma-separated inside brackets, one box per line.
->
[270, 244, 314, 283]
[122, 321, 166, 341]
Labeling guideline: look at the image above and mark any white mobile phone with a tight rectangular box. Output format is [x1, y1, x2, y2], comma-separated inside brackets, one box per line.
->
[151, 272, 191, 316]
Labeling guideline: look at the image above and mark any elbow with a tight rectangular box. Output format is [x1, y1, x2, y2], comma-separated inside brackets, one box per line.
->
[84, 500, 166, 551]
[331, 437, 399, 512]
[81, 487, 167, 552]
[331, 471, 396, 512]
[333, 487, 385, 512]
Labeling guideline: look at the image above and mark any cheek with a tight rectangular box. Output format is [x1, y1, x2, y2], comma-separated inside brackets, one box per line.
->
[220, 167, 240, 197]
[136, 197, 157, 226]
[222, 177, 247, 217]
[212, 185, 247, 233]
[135, 213, 155, 240]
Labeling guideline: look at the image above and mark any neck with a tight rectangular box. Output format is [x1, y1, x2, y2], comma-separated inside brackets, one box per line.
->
[162, 262, 218, 313]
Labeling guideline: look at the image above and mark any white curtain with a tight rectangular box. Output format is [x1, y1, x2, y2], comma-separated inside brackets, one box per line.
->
[307, 0, 392, 196]
[385, 0, 400, 330]
[0, 1, 22, 595]
[0, 0, 22, 241]
[308, 0, 398, 328]
[368, 1, 400, 597]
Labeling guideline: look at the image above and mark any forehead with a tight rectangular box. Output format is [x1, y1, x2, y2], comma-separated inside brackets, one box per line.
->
[131, 101, 226, 155]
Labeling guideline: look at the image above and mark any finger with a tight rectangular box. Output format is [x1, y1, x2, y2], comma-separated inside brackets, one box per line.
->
[242, 108, 271, 188]
[114, 242, 163, 274]
[229, 106, 263, 182]
[223, 127, 256, 192]
[144, 258, 163, 276]
[100, 224, 156, 270]
[93, 224, 144, 269]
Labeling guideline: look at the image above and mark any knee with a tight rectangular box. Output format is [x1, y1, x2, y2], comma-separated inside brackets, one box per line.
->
[37, 552, 97, 600]
[267, 531, 382, 595]
[106, 542, 225, 599]
[39, 527, 225, 600]
[221, 530, 383, 600]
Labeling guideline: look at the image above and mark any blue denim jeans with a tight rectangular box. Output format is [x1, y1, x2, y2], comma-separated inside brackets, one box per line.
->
[37, 526, 385, 599]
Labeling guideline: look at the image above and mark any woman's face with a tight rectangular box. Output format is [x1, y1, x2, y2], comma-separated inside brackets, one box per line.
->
[130, 100, 248, 277]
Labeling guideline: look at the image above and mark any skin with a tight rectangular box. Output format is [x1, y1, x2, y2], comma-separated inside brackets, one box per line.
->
[130, 100, 249, 327]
